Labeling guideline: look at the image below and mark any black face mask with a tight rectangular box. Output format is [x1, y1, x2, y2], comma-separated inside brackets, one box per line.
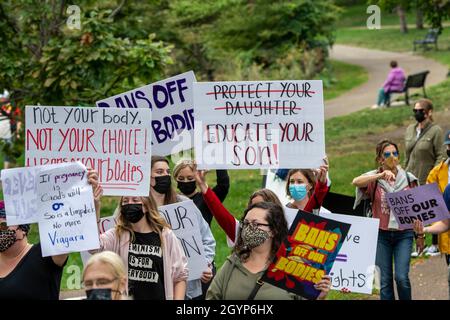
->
[121, 204, 144, 223]
[86, 288, 112, 300]
[177, 180, 197, 196]
[447, 149, 450, 158]
[414, 110, 426, 123]
[153, 175, 172, 194]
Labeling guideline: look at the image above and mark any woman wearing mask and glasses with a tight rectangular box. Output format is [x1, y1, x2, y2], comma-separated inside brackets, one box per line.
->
[150, 156, 216, 300]
[352, 139, 418, 300]
[206, 201, 331, 300]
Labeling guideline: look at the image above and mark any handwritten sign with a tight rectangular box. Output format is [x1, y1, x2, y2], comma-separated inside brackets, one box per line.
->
[194, 80, 325, 169]
[1, 164, 62, 225]
[320, 212, 379, 294]
[25, 106, 152, 196]
[96, 71, 196, 156]
[158, 200, 207, 280]
[37, 162, 100, 257]
[262, 210, 350, 300]
[80, 216, 117, 266]
[386, 183, 450, 229]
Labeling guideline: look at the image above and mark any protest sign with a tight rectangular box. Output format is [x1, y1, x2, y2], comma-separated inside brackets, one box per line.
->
[25, 106, 152, 196]
[385, 183, 450, 229]
[320, 212, 379, 294]
[37, 162, 99, 257]
[194, 80, 325, 169]
[80, 215, 117, 266]
[262, 210, 350, 300]
[96, 71, 196, 156]
[158, 200, 208, 280]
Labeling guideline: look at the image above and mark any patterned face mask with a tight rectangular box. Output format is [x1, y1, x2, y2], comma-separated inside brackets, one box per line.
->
[0, 229, 17, 252]
[241, 222, 271, 250]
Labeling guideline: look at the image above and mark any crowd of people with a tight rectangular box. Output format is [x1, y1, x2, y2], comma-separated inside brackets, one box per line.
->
[1, 98, 449, 301]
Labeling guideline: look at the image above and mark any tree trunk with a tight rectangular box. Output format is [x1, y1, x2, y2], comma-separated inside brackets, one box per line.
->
[416, 8, 424, 29]
[397, 5, 408, 33]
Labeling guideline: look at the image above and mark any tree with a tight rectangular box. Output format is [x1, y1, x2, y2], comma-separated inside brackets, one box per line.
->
[375, 0, 412, 33]
[418, 0, 450, 33]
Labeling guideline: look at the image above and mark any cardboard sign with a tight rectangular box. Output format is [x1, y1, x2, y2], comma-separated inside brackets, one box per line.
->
[37, 162, 100, 257]
[320, 212, 379, 294]
[158, 200, 208, 280]
[96, 71, 196, 156]
[25, 106, 152, 196]
[262, 210, 350, 300]
[386, 183, 450, 229]
[194, 80, 325, 169]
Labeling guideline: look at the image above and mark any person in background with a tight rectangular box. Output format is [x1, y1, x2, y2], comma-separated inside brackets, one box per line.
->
[371, 60, 406, 109]
[150, 155, 215, 300]
[83, 251, 128, 300]
[206, 201, 331, 300]
[405, 99, 445, 256]
[0, 94, 22, 169]
[353, 139, 418, 300]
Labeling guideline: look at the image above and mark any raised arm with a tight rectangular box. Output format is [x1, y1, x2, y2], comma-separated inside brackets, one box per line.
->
[212, 170, 230, 202]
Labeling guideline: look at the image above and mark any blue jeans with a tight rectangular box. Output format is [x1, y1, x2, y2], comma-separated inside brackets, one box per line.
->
[377, 88, 391, 106]
[376, 229, 414, 300]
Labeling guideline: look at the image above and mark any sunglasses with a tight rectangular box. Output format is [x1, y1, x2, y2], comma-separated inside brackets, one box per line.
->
[413, 108, 425, 114]
[384, 151, 399, 158]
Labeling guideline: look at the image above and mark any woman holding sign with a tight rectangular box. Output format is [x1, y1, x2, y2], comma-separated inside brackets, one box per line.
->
[94, 194, 188, 300]
[206, 201, 331, 300]
[150, 156, 216, 300]
[352, 139, 418, 300]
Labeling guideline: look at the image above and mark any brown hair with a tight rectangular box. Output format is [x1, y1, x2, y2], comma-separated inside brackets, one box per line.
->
[415, 99, 434, 122]
[173, 159, 197, 180]
[115, 195, 170, 244]
[285, 169, 316, 198]
[375, 139, 399, 164]
[234, 201, 288, 262]
[151, 155, 178, 205]
[390, 60, 398, 68]
[247, 188, 283, 208]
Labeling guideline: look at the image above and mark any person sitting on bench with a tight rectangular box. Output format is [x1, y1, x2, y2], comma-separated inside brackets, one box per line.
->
[372, 60, 406, 109]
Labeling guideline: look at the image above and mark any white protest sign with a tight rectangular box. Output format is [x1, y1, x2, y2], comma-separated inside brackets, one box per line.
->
[96, 71, 196, 156]
[80, 215, 117, 266]
[158, 200, 207, 280]
[1, 164, 62, 225]
[37, 162, 100, 257]
[25, 106, 152, 196]
[320, 212, 379, 294]
[194, 80, 325, 169]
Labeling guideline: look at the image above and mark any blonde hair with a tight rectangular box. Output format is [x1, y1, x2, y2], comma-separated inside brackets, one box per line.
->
[115, 195, 170, 245]
[83, 251, 126, 282]
[173, 159, 197, 179]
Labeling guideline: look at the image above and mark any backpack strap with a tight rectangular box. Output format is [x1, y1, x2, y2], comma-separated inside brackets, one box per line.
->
[247, 278, 264, 300]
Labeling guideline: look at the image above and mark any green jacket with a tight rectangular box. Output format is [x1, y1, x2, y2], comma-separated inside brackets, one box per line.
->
[206, 254, 303, 300]
[405, 120, 445, 185]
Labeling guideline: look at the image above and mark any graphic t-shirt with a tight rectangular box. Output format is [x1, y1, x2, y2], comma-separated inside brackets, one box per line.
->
[128, 231, 165, 300]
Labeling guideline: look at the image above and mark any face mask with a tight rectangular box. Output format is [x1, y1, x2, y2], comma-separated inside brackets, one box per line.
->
[177, 181, 197, 195]
[0, 229, 17, 252]
[384, 156, 398, 169]
[153, 175, 172, 194]
[241, 223, 270, 250]
[447, 149, 450, 158]
[86, 288, 113, 300]
[121, 204, 144, 223]
[289, 184, 308, 201]
[414, 111, 426, 123]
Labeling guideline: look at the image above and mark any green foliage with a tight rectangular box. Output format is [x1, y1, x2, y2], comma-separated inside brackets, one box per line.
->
[417, 0, 450, 33]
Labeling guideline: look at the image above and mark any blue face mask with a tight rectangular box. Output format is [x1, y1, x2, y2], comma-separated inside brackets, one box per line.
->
[289, 184, 308, 201]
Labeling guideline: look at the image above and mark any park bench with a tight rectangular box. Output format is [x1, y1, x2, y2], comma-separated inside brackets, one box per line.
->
[413, 29, 439, 51]
[386, 70, 429, 107]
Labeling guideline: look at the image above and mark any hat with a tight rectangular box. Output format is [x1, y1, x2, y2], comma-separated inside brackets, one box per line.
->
[444, 130, 450, 145]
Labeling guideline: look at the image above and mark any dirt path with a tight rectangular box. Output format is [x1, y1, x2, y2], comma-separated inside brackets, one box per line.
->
[326, 44, 449, 119]
[410, 256, 449, 300]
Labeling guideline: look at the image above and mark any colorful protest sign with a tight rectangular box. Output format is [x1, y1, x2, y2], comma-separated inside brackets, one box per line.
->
[386, 183, 450, 229]
[158, 200, 208, 280]
[194, 80, 325, 169]
[262, 210, 350, 299]
[320, 212, 379, 294]
[25, 106, 152, 196]
[96, 71, 196, 156]
[37, 162, 100, 257]
[80, 215, 117, 266]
